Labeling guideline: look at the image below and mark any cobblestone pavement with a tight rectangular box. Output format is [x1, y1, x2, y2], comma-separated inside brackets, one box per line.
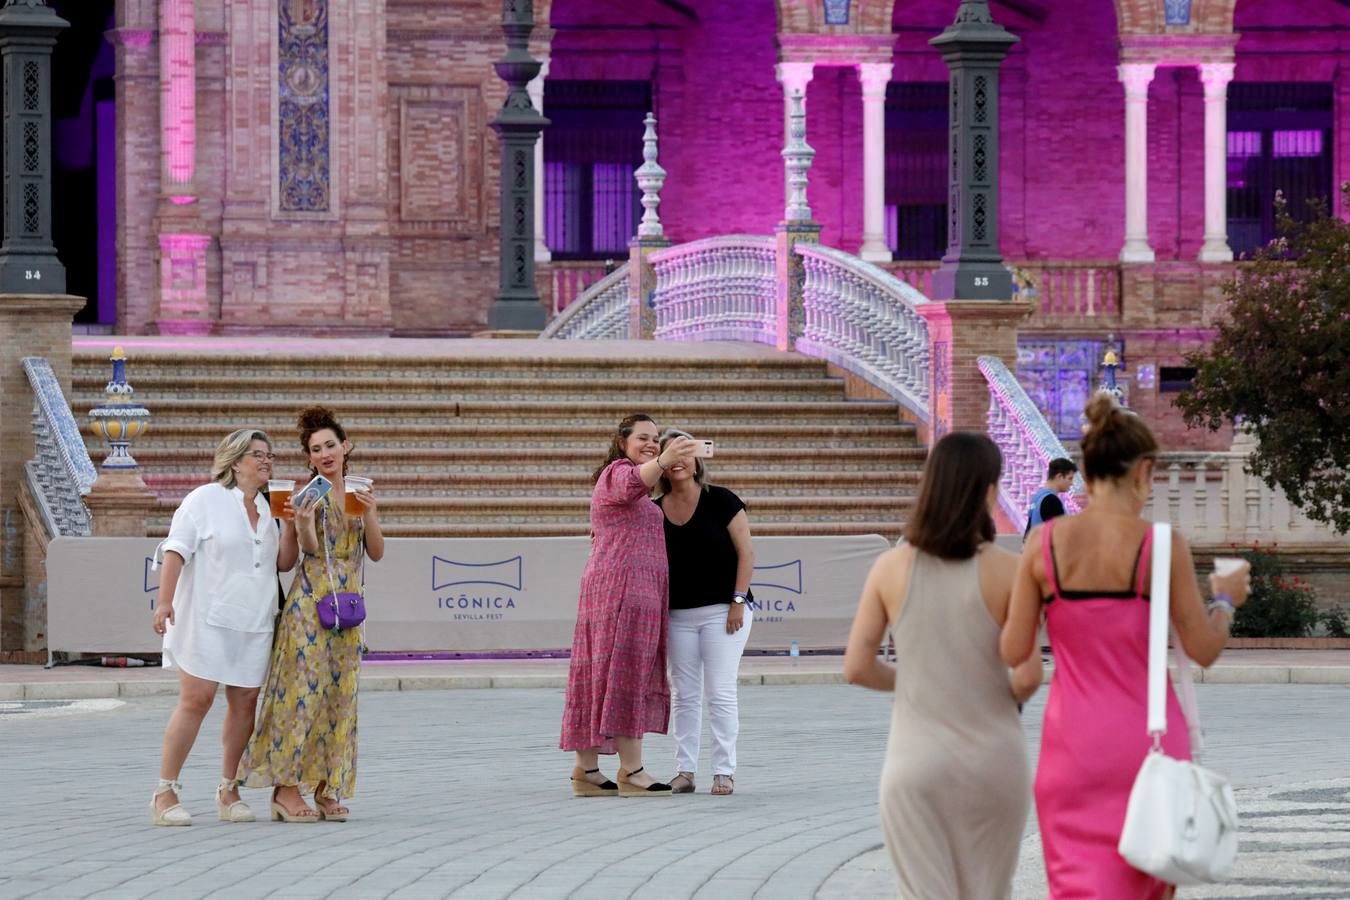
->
[1, 683, 1346, 899]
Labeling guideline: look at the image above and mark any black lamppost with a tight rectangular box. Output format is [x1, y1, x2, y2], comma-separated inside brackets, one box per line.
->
[0, 0, 68, 294]
[488, 0, 548, 331]
[929, 0, 1017, 301]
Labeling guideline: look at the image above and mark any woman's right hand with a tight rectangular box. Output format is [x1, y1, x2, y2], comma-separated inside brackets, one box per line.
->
[658, 436, 698, 469]
[1209, 561, 1252, 608]
[152, 602, 175, 635]
[293, 492, 319, 527]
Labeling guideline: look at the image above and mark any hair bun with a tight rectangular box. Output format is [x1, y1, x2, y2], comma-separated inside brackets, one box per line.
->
[1083, 392, 1122, 430]
[297, 405, 339, 433]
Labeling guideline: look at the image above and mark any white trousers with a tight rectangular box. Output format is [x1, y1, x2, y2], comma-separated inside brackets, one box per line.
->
[668, 603, 752, 776]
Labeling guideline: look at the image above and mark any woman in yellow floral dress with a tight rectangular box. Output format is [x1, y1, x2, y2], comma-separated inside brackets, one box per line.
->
[239, 406, 384, 822]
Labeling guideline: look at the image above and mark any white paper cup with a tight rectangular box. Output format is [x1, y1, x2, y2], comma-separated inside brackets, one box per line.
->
[1213, 557, 1247, 577]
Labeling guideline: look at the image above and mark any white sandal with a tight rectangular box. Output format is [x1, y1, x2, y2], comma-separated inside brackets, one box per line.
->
[150, 778, 191, 826]
[216, 778, 255, 823]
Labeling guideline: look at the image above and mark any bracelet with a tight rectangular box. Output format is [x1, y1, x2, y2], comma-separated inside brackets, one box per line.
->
[656, 457, 670, 471]
[1208, 593, 1236, 618]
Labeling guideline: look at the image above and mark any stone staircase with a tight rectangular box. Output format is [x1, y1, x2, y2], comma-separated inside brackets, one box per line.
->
[71, 344, 925, 539]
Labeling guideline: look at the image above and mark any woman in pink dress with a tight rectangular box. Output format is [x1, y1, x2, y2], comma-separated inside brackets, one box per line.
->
[1002, 393, 1251, 899]
[561, 414, 698, 797]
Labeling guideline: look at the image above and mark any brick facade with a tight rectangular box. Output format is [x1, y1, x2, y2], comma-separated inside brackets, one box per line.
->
[105, 0, 1346, 437]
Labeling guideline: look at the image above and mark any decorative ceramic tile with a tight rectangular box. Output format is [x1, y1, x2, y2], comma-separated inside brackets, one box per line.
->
[278, 0, 330, 212]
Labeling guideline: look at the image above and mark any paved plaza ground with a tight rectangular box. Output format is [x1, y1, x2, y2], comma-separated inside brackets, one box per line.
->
[2, 679, 1348, 899]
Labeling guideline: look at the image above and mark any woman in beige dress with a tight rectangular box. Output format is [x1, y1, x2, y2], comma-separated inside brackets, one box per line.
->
[844, 432, 1044, 899]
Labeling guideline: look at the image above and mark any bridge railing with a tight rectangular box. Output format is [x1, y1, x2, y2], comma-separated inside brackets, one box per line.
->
[650, 235, 778, 344]
[796, 243, 930, 424]
[979, 355, 1084, 532]
[538, 262, 631, 340]
[23, 358, 95, 537]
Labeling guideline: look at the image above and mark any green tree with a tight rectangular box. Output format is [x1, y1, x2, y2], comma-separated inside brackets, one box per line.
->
[1176, 186, 1350, 534]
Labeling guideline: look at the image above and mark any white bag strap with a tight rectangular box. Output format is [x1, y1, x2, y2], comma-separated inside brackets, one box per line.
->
[1146, 522, 1205, 756]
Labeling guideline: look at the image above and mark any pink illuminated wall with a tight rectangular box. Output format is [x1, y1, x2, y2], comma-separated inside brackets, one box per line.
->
[546, 0, 1348, 260]
[159, 0, 196, 191]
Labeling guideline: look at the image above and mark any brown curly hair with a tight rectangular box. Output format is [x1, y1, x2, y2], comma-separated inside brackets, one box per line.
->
[297, 405, 352, 476]
[591, 413, 657, 483]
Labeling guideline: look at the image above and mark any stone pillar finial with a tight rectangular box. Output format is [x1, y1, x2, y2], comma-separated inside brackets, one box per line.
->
[89, 346, 150, 471]
[782, 89, 815, 222]
[634, 112, 667, 240]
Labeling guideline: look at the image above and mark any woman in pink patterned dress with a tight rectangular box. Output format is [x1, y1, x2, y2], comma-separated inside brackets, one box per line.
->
[561, 414, 698, 797]
[1002, 394, 1250, 898]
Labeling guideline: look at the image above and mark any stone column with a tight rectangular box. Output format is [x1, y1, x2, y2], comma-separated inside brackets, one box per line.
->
[775, 62, 814, 211]
[857, 62, 892, 262]
[154, 0, 211, 334]
[1118, 62, 1156, 263]
[529, 59, 550, 263]
[1198, 62, 1235, 263]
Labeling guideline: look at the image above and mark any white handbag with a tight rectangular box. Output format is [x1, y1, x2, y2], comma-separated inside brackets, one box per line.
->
[1117, 522, 1239, 884]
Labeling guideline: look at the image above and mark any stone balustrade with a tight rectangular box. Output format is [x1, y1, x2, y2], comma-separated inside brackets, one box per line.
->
[979, 355, 1084, 531]
[650, 235, 778, 344]
[537, 262, 631, 340]
[544, 260, 615, 315]
[796, 243, 931, 422]
[1143, 452, 1343, 547]
[22, 358, 95, 538]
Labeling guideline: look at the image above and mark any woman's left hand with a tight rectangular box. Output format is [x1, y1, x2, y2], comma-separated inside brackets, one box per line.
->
[353, 487, 377, 517]
[726, 603, 745, 634]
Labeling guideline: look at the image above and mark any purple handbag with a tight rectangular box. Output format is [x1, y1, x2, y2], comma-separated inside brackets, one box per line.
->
[318, 507, 366, 633]
[317, 591, 366, 631]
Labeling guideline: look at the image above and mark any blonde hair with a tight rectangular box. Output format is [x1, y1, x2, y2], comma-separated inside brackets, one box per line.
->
[653, 428, 709, 498]
[209, 428, 272, 488]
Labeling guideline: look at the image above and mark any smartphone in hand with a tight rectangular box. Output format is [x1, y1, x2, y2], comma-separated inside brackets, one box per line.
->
[291, 475, 333, 507]
[696, 440, 715, 459]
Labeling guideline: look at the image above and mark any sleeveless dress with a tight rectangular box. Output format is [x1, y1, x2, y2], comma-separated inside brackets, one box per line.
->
[879, 548, 1030, 899]
[559, 459, 670, 754]
[238, 493, 364, 800]
[1036, 518, 1191, 898]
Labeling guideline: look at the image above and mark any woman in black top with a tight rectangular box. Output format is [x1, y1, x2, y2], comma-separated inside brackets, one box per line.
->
[654, 429, 755, 796]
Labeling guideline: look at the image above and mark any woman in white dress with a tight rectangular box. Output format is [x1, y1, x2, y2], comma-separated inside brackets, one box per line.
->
[148, 429, 296, 826]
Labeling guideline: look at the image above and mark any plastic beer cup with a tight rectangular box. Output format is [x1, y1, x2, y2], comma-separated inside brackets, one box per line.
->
[344, 476, 373, 516]
[267, 479, 295, 519]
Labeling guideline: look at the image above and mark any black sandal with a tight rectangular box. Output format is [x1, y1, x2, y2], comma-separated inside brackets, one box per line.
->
[571, 766, 618, 797]
[618, 766, 673, 797]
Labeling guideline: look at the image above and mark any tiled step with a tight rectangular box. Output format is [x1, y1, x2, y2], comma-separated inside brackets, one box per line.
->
[146, 495, 914, 525]
[86, 422, 917, 450]
[149, 520, 906, 540]
[74, 398, 901, 428]
[97, 446, 926, 475]
[142, 470, 920, 499]
[72, 374, 844, 403]
[73, 353, 828, 383]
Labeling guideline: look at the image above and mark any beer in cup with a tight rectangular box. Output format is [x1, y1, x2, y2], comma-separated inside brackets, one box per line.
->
[344, 475, 373, 516]
[267, 479, 295, 519]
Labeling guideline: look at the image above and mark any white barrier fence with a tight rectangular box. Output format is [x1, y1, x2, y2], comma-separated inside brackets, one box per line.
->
[48, 534, 890, 656]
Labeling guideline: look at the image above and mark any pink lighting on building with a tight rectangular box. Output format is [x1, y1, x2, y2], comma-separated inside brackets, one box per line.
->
[160, 0, 196, 190]
[1272, 130, 1323, 158]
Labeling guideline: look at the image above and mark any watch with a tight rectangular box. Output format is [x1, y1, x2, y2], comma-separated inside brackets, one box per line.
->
[732, 592, 748, 605]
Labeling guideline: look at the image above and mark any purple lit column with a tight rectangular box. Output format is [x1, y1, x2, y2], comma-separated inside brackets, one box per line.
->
[1118, 63, 1156, 263]
[857, 62, 892, 262]
[1198, 62, 1234, 262]
[155, 0, 210, 334]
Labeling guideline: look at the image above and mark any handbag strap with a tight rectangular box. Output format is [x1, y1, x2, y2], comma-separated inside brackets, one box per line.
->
[1146, 522, 1205, 757]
